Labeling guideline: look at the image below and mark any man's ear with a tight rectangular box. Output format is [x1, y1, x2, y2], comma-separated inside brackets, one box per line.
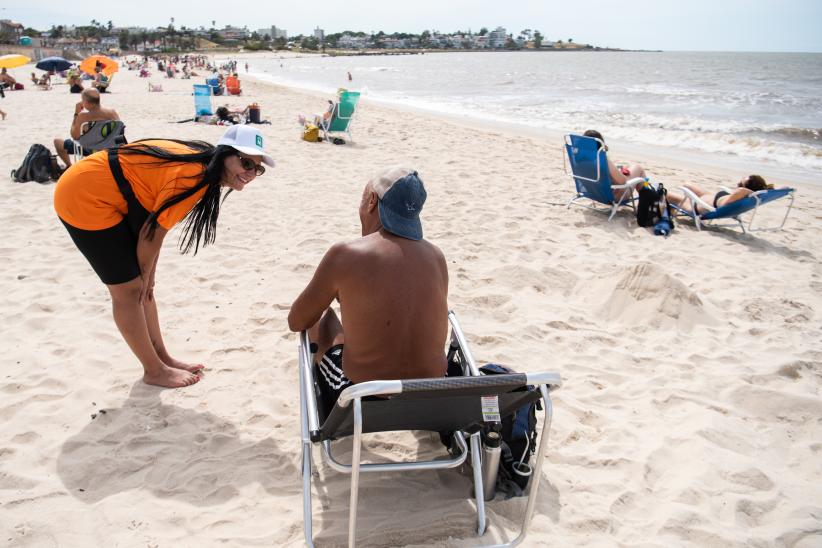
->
[367, 190, 379, 212]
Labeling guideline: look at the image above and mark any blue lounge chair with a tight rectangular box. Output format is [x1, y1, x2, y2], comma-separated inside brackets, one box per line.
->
[298, 311, 562, 548]
[321, 91, 360, 143]
[564, 134, 646, 221]
[193, 84, 213, 117]
[670, 186, 796, 234]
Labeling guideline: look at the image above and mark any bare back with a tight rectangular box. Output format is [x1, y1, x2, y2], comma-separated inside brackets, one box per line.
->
[335, 231, 448, 383]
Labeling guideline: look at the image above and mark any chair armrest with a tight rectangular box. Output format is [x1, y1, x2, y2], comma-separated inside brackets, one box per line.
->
[679, 187, 714, 214]
[611, 176, 646, 191]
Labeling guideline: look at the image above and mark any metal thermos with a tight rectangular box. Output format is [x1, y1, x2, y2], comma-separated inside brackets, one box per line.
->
[481, 431, 501, 501]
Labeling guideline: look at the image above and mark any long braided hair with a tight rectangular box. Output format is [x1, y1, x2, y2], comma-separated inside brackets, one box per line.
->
[117, 139, 237, 254]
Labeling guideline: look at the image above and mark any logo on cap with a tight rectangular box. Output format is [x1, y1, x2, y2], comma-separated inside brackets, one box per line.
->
[256, 135, 263, 148]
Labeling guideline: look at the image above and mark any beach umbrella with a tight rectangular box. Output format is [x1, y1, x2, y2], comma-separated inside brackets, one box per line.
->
[79, 55, 119, 77]
[0, 54, 31, 69]
[36, 56, 72, 72]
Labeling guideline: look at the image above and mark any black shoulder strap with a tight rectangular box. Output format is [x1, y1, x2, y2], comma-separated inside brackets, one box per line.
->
[107, 148, 138, 206]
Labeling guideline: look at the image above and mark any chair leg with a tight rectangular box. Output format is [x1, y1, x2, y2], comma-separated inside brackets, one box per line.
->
[470, 432, 487, 535]
[302, 442, 315, 548]
[348, 397, 363, 548]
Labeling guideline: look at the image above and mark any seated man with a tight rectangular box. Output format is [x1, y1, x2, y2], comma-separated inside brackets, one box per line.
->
[0, 68, 17, 90]
[288, 168, 449, 412]
[53, 88, 121, 168]
[226, 73, 242, 95]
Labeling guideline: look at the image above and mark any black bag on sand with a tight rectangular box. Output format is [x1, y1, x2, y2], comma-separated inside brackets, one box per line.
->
[636, 183, 662, 227]
[11, 144, 60, 183]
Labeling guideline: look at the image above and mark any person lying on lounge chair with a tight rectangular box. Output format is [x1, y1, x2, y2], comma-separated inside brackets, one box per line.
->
[666, 175, 776, 215]
[583, 129, 646, 202]
[31, 72, 51, 90]
[288, 167, 449, 411]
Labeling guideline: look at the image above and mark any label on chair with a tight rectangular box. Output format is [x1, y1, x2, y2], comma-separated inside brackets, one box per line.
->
[481, 396, 501, 422]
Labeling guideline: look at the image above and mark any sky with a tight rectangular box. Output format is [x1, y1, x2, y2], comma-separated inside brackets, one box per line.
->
[2, 0, 821, 52]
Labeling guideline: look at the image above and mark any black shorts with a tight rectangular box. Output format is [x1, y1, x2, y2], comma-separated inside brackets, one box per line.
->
[60, 208, 148, 285]
[314, 344, 352, 419]
[63, 139, 91, 157]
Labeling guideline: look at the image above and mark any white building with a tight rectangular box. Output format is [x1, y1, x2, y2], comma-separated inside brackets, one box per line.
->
[257, 26, 287, 40]
[313, 27, 324, 43]
[338, 34, 368, 49]
[488, 26, 507, 48]
[218, 26, 249, 40]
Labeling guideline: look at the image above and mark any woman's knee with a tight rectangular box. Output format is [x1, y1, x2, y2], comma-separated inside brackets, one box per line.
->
[107, 278, 142, 303]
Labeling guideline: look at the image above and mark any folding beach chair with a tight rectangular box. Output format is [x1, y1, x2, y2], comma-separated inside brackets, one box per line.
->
[205, 77, 223, 96]
[670, 186, 796, 234]
[564, 134, 646, 221]
[298, 311, 562, 548]
[321, 91, 360, 143]
[72, 120, 126, 163]
[193, 84, 213, 117]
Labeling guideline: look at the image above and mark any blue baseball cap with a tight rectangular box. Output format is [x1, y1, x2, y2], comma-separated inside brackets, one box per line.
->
[371, 167, 427, 241]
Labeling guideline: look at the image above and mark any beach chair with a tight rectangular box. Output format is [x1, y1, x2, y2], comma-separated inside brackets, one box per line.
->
[670, 186, 796, 234]
[205, 77, 223, 96]
[298, 310, 562, 548]
[193, 84, 213, 118]
[321, 91, 361, 143]
[72, 120, 127, 162]
[564, 134, 646, 221]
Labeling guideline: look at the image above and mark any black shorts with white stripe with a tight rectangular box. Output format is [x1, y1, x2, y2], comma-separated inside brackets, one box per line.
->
[314, 344, 352, 418]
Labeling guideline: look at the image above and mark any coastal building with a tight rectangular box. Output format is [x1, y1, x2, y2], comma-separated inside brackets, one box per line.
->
[338, 34, 368, 49]
[488, 26, 507, 48]
[255, 26, 287, 40]
[217, 26, 249, 41]
[313, 27, 325, 43]
[0, 19, 24, 40]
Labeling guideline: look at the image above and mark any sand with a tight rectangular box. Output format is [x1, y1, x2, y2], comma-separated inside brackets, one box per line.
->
[1, 54, 821, 547]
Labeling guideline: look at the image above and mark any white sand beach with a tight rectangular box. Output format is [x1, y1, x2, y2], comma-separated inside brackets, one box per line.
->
[1, 54, 821, 547]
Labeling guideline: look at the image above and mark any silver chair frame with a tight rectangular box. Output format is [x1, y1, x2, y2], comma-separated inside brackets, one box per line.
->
[563, 135, 644, 222]
[299, 311, 562, 547]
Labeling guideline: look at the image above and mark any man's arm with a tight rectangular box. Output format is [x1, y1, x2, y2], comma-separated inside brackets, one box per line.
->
[70, 109, 90, 140]
[288, 244, 344, 332]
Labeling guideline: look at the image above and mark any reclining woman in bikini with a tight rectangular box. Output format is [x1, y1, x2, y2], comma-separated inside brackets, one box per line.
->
[666, 175, 773, 215]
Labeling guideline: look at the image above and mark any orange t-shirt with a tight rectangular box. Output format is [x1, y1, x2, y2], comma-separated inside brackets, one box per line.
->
[54, 140, 208, 231]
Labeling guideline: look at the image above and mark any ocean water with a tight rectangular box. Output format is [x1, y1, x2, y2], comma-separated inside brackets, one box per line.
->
[248, 51, 822, 178]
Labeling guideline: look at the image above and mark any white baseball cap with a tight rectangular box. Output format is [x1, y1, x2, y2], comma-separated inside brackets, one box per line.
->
[217, 125, 275, 167]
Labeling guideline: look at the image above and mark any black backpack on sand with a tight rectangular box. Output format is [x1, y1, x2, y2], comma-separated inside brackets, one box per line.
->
[637, 183, 665, 227]
[11, 144, 61, 184]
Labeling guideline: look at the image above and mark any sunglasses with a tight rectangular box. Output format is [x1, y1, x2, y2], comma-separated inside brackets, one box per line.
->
[236, 154, 265, 176]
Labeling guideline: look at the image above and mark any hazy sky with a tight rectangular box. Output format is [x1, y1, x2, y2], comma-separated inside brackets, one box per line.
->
[3, 0, 821, 52]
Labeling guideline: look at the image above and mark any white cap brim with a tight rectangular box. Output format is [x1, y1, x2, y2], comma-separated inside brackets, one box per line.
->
[230, 145, 275, 167]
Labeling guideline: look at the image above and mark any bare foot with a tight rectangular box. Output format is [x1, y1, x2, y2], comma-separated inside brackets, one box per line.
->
[143, 366, 201, 388]
[162, 356, 205, 373]
[0, 112, 6, 120]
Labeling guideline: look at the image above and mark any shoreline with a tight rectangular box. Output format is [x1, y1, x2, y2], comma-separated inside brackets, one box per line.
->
[240, 67, 820, 188]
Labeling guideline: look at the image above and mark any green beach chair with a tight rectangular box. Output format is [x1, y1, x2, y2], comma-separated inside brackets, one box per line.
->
[321, 91, 361, 143]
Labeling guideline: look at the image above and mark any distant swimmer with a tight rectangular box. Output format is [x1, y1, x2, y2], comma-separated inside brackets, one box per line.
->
[347, 71, 352, 82]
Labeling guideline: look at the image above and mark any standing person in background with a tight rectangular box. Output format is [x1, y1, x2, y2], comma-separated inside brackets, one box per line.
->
[53, 126, 275, 388]
[347, 71, 352, 82]
[245, 62, 249, 73]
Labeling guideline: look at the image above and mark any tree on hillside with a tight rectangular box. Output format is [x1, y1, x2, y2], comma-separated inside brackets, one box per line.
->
[568, 38, 573, 43]
[534, 30, 543, 48]
[479, 27, 488, 36]
[119, 29, 130, 49]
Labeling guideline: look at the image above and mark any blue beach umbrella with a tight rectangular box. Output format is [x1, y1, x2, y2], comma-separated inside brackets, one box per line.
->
[36, 56, 72, 72]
